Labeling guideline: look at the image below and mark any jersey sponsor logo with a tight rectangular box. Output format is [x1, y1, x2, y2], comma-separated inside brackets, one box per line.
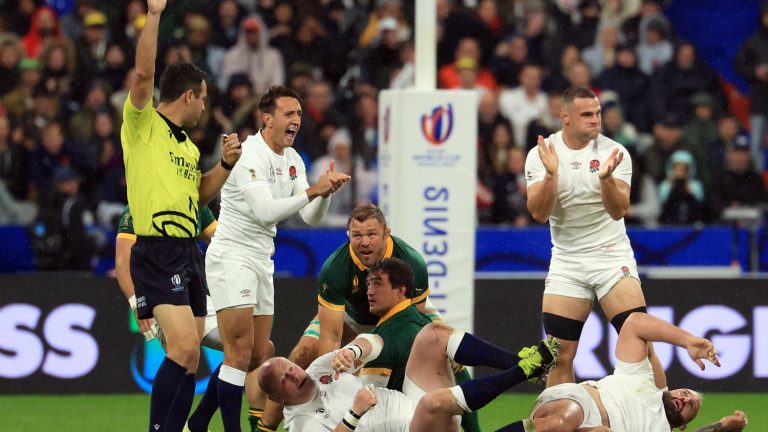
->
[169, 151, 199, 182]
[589, 159, 600, 173]
[570, 161, 582, 169]
[275, 167, 282, 176]
[319, 374, 333, 384]
[289, 165, 297, 180]
[316, 408, 325, 414]
[420, 103, 454, 145]
[240, 289, 251, 297]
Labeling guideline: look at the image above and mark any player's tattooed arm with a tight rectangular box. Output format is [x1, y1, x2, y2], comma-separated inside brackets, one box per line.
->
[690, 410, 748, 432]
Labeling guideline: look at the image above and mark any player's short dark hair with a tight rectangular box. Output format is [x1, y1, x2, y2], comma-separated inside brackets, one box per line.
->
[158, 62, 206, 102]
[347, 204, 387, 230]
[258, 84, 303, 115]
[369, 258, 414, 298]
[562, 86, 597, 104]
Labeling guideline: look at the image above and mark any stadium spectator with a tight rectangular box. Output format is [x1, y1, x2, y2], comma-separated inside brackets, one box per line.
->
[636, 17, 672, 75]
[490, 146, 530, 226]
[113, 0, 147, 51]
[72, 9, 110, 98]
[455, 57, 490, 101]
[219, 14, 284, 96]
[362, 17, 406, 91]
[436, 0, 493, 69]
[293, 79, 340, 162]
[438, 37, 497, 91]
[39, 39, 76, 98]
[649, 41, 724, 125]
[0, 116, 29, 200]
[621, 0, 670, 48]
[309, 128, 375, 227]
[489, 34, 529, 88]
[0, 35, 23, 97]
[21, 6, 64, 59]
[68, 80, 109, 146]
[625, 146, 660, 227]
[212, 73, 260, 135]
[681, 92, 719, 191]
[281, 15, 342, 87]
[643, 113, 688, 183]
[500, 63, 546, 147]
[712, 134, 768, 223]
[542, 43, 580, 93]
[2, 57, 41, 120]
[707, 116, 745, 181]
[210, 0, 244, 50]
[525, 91, 563, 152]
[658, 150, 704, 225]
[600, 99, 638, 149]
[59, 0, 98, 41]
[32, 165, 94, 270]
[390, 40, 415, 89]
[734, 3, 768, 173]
[358, 0, 410, 49]
[582, 24, 622, 77]
[349, 92, 379, 170]
[183, 14, 225, 80]
[596, 43, 650, 131]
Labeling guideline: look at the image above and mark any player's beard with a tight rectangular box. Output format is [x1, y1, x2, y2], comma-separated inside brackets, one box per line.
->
[661, 391, 686, 428]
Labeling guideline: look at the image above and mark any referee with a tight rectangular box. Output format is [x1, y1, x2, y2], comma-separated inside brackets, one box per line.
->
[121, 1, 241, 431]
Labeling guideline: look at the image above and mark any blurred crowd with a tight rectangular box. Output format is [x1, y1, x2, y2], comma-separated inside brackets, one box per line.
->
[0, 0, 767, 270]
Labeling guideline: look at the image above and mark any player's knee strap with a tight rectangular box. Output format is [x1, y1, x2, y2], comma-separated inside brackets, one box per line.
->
[542, 312, 584, 341]
[610, 306, 647, 333]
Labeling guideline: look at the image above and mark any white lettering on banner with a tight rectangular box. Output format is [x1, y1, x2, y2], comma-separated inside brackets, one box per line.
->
[0, 304, 45, 378]
[423, 186, 449, 308]
[0, 303, 98, 379]
[678, 305, 750, 379]
[42, 304, 99, 378]
[574, 305, 758, 381]
[755, 307, 768, 377]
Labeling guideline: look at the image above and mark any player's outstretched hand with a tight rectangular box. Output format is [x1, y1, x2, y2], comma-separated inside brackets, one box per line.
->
[718, 410, 748, 432]
[598, 148, 624, 180]
[686, 337, 720, 370]
[221, 133, 242, 167]
[536, 135, 558, 176]
[332, 348, 356, 379]
[146, 0, 167, 15]
[351, 384, 377, 416]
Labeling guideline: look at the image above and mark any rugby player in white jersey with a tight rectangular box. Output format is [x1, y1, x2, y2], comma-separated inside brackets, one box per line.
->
[186, 85, 350, 432]
[259, 325, 558, 432]
[525, 86, 651, 387]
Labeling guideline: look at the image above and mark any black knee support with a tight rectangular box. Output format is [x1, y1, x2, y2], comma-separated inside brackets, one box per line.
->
[542, 312, 584, 341]
[610, 306, 648, 333]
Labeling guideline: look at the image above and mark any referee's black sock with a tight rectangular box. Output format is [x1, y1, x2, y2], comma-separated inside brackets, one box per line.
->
[448, 330, 519, 370]
[188, 364, 221, 431]
[458, 365, 527, 411]
[148, 356, 187, 432]
[167, 372, 196, 432]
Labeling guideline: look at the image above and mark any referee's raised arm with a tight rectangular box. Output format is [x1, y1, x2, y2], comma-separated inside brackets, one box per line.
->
[129, 0, 164, 110]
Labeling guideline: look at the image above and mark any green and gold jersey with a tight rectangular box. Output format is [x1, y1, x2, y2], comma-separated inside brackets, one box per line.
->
[116, 205, 217, 241]
[121, 95, 202, 238]
[363, 300, 431, 391]
[317, 235, 429, 326]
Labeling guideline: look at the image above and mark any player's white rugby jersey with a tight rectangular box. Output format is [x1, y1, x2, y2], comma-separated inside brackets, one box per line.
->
[284, 352, 414, 432]
[212, 130, 309, 256]
[583, 359, 670, 432]
[525, 131, 633, 256]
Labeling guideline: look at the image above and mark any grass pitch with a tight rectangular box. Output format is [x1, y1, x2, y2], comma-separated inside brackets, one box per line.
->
[0, 393, 761, 431]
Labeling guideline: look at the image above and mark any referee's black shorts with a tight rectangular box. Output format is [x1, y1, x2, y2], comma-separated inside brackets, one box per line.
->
[131, 236, 207, 319]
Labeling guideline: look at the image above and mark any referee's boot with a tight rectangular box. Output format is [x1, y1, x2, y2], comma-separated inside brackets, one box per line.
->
[516, 336, 559, 384]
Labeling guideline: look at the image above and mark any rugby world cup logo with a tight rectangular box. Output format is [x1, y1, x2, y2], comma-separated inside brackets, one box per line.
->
[421, 103, 454, 146]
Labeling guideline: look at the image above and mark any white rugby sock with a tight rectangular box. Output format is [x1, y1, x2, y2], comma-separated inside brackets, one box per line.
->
[446, 329, 466, 360]
[219, 364, 246, 386]
[448, 385, 471, 413]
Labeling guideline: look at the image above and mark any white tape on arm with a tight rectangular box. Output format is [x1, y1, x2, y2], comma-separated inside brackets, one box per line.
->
[128, 295, 137, 309]
[355, 334, 383, 363]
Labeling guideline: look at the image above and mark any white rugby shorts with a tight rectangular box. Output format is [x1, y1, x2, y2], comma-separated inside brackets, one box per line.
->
[545, 252, 640, 300]
[206, 245, 275, 315]
[530, 383, 603, 428]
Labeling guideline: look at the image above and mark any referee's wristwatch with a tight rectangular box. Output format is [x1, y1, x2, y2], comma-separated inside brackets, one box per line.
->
[220, 158, 235, 170]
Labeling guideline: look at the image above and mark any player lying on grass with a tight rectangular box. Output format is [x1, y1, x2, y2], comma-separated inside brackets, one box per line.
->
[501, 312, 747, 432]
[258, 323, 558, 431]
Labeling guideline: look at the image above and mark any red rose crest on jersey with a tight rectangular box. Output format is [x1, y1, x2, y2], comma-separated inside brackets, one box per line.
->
[289, 165, 297, 180]
[589, 159, 600, 173]
[319, 374, 333, 385]
[621, 266, 630, 277]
